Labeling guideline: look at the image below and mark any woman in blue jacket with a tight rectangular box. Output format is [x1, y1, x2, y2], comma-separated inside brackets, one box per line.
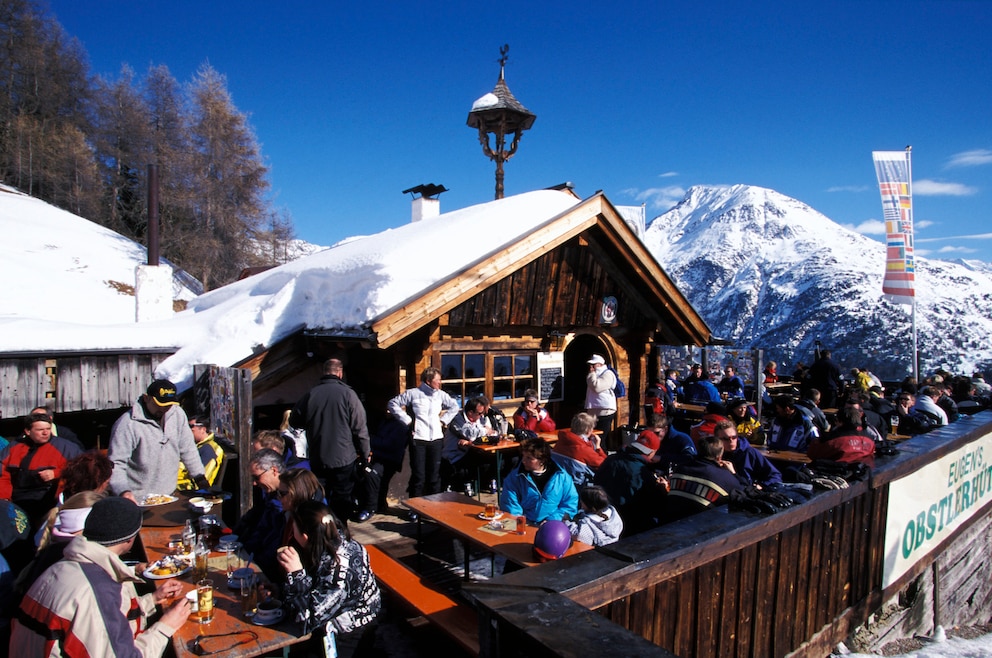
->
[500, 437, 578, 523]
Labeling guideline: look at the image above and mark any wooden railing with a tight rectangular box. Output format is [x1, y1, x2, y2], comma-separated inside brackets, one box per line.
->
[465, 412, 992, 658]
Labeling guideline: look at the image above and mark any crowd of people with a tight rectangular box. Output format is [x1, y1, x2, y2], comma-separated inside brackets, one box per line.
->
[0, 350, 989, 655]
[0, 362, 382, 657]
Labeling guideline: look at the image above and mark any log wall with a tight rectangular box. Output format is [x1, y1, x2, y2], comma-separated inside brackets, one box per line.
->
[0, 352, 171, 418]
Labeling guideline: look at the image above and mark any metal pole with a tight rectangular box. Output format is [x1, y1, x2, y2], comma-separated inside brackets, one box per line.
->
[147, 164, 160, 266]
[906, 147, 918, 381]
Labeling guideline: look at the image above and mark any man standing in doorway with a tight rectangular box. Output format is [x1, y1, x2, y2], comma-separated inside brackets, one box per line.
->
[291, 357, 371, 525]
[585, 354, 617, 434]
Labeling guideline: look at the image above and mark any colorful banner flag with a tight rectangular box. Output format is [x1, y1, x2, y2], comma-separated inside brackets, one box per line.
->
[872, 150, 915, 304]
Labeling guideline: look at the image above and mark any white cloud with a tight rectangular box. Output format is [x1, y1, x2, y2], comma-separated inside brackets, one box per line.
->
[945, 149, 992, 168]
[827, 185, 871, 193]
[917, 232, 992, 243]
[658, 171, 679, 178]
[845, 219, 933, 237]
[937, 245, 977, 254]
[635, 186, 686, 210]
[914, 179, 978, 196]
[842, 219, 886, 235]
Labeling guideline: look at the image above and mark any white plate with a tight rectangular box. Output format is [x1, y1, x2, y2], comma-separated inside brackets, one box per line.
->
[138, 494, 178, 507]
[252, 609, 284, 626]
[477, 511, 504, 521]
[143, 558, 192, 580]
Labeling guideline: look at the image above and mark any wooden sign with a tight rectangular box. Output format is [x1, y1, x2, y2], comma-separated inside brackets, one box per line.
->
[537, 352, 564, 403]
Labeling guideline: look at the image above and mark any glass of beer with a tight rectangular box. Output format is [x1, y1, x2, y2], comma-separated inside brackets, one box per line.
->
[484, 502, 497, 518]
[516, 516, 527, 535]
[196, 580, 214, 624]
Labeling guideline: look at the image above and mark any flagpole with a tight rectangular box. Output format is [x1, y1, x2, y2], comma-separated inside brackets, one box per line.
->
[907, 146, 919, 382]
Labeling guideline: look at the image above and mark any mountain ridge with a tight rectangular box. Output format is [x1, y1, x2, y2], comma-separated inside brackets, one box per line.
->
[643, 184, 992, 379]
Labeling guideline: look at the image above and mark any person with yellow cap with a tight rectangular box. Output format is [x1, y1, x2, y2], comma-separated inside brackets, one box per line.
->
[108, 379, 208, 502]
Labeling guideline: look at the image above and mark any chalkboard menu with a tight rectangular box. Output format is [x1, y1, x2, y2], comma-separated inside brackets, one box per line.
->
[537, 352, 565, 402]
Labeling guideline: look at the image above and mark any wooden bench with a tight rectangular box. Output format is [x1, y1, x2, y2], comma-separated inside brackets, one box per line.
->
[365, 544, 480, 656]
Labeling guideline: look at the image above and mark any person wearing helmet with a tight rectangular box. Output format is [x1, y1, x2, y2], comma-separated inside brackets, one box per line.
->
[533, 519, 572, 561]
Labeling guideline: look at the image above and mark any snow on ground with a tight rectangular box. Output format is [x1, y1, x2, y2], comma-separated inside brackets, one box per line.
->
[0, 184, 200, 324]
[837, 626, 992, 657]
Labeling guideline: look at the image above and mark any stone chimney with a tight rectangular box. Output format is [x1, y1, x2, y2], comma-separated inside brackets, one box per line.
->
[402, 184, 448, 223]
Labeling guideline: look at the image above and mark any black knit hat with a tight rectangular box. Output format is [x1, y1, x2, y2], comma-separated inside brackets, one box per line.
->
[84, 497, 143, 546]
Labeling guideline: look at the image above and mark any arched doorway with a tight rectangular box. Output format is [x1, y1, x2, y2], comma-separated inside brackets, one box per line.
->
[551, 333, 613, 426]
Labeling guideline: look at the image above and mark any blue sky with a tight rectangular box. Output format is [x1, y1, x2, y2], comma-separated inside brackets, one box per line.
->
[49, 0, 992, 263]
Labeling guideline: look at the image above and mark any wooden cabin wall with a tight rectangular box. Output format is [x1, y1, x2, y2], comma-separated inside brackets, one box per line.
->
[0, 353, 171, 418]
[445, 242, 654, 331]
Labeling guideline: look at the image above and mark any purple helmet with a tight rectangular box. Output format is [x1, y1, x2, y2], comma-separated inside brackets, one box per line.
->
[533, 520, 572, 561]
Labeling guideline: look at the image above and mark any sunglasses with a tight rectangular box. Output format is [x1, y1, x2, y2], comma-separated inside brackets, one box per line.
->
[251, 467, 270, 483]
[277, 489, 290, 497]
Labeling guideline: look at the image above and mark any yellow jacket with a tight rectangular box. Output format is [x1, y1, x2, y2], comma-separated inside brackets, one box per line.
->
[177, 434, 224, 490]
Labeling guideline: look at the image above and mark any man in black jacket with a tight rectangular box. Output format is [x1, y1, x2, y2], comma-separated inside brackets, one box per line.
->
[808, 350, 843, 409]
[290, 357, 371, 524]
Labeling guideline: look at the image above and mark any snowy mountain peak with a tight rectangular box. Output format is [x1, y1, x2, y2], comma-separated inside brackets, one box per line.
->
[642, 185, 992, 379]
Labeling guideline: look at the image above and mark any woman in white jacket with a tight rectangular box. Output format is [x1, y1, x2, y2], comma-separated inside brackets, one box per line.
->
[386, 367, 459, 499]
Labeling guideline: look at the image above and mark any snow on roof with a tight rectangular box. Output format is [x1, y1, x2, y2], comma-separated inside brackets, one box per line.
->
[471, 92, 499, 110]
[0, 187, 581, 391]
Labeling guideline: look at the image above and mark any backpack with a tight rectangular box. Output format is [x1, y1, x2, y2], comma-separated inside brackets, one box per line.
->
[607, 366, 626, 398]
[644, 385, 666, 416]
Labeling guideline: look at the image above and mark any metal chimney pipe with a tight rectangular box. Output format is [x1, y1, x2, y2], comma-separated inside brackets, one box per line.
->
[147, 164, 160, 266]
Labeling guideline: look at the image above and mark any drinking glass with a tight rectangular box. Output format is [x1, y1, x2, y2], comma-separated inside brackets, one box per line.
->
[196, 580, 214, 624]
[224, 541, 243, 583]
[241, 573, 258, 618]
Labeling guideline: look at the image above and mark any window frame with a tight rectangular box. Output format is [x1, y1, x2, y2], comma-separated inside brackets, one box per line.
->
[439, 350, 537, 407]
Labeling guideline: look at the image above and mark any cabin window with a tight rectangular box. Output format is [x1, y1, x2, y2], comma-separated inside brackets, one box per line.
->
[440, 352, 535, 406]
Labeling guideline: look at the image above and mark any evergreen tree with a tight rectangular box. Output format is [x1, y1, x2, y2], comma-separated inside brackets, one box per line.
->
[0, 0, 95, 213]
[92, 64, 154, 240]
[0, 1, 294, 290]
[187, 64, 270, 290]
[143, 64, 198, 270]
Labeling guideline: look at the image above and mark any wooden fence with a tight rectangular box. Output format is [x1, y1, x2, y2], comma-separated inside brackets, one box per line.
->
[467, 412, 992, 657]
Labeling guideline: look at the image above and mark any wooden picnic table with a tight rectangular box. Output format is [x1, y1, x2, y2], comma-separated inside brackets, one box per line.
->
[469, 432, 562, 494]
[139, 521, 310, 657]
[405, 491, 594, 579]
[676, 402, 707, 415]
[753, 444, 811, 465]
